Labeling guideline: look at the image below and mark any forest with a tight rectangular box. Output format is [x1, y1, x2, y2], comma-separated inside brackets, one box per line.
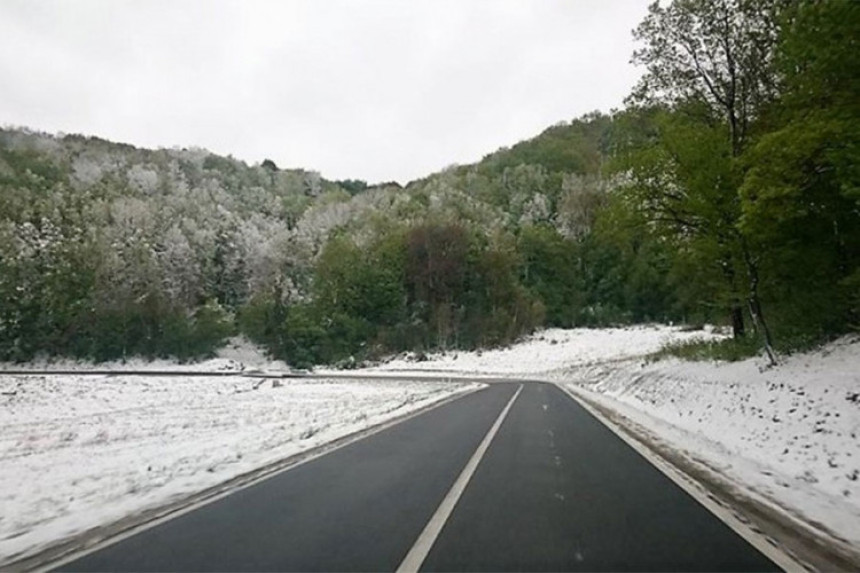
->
[0, 0, 857, 368]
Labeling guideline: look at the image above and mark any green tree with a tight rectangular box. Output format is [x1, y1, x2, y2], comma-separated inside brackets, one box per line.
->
[739, 1, 860, 339]
[627, 0, 789, 360]
[404, 223, 471, 349]
[517, 225, 580, 327]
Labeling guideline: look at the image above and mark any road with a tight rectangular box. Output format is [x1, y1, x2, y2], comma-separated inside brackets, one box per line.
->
[58, 382, 781, 572]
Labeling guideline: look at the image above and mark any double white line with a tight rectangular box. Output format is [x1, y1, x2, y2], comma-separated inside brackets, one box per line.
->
[397, 384, 523, 572]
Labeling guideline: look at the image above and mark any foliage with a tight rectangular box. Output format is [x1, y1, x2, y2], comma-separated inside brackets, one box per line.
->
[1, 0, 856, 366]
[650, 335, 761, 363]
[629, 0, 785, 155]
[738, 0, 860, 339]
[517, 225, 580, 327]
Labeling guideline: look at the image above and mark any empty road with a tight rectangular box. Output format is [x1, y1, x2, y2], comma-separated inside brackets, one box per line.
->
[59, 382, 781, 572]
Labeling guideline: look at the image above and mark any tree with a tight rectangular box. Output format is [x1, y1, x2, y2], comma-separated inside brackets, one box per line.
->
[631, 0, 785, 156]
[739, 1, 860, 338]
[554, 174, 609, 240]
[612, 105, 748, 327]
[517, 225, 579, 327]
[628, 0, 788, 360]
[335, 179, 368, 195]
[405, 223, 471, 349]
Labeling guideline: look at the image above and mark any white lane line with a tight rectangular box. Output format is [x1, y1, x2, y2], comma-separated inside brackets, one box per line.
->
[396, 384, 523, 573]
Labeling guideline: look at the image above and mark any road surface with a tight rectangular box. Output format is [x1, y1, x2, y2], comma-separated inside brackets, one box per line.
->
[59, 382, 781, 572]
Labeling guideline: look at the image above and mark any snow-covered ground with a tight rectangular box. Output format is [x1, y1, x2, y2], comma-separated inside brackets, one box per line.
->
[365, 325, 725, 376]
[0, 373, 480, 564]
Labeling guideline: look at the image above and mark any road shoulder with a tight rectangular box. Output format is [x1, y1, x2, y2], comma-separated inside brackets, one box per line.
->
[556, 382, 860, 572]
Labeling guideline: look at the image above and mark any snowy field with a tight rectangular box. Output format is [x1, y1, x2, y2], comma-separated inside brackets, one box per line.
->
[0, 373, 479, 564]
[0, 336, 286, 374]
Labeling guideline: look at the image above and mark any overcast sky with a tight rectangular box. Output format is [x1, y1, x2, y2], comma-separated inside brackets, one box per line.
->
[0, 0, 649, 184]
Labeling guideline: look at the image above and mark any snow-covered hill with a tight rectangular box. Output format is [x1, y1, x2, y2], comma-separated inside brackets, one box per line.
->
[364, 324, 725, 375]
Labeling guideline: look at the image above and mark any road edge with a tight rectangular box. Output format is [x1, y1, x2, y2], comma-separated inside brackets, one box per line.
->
[554, 382, 810, 572]
[4, 380, 485, 572]
[555, 381, 860, 573]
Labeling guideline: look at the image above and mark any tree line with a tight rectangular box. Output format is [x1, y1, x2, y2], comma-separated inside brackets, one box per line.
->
[0, 0, 856, 367]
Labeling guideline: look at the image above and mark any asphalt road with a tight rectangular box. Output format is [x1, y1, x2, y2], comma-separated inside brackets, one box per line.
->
[59, 382, 780, 572]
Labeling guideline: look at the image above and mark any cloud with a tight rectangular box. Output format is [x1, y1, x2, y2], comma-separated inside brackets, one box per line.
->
[0, 0, 648, 183]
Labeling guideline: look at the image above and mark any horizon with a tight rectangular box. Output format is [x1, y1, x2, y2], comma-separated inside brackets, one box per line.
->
[1, 107, 608, 187]
[0, 0, 648, 184]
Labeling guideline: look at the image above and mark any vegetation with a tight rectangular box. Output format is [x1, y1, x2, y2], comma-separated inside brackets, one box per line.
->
[0, 0, 856, 366]
[650, 336, 762, 363]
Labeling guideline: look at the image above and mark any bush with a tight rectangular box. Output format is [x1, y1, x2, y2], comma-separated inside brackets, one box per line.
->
[651, 336, 761, 362]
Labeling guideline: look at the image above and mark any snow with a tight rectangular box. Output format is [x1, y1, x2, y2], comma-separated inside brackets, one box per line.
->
[0, 373, 480, 564]
[213, 336, 292, 371]
[364, 324, 724, 376]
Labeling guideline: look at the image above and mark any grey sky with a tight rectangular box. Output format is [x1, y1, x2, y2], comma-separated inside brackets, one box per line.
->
[0, 0, 649, 184]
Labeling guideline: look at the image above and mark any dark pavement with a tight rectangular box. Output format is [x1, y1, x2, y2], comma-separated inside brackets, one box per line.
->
[422, 383, 778, 572]
[59, 382, 780, 572]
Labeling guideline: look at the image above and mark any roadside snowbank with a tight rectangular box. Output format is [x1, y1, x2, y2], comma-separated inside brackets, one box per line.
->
[365, 325, 724, 375]
[0, 374, 479, 563]
[548, 336, 860, 548]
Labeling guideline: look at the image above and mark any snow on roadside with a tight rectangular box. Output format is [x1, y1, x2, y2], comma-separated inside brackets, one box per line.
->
[547, 335, 860, 548]
[0, 374, 480, 563]
[362, 324, 725, 376]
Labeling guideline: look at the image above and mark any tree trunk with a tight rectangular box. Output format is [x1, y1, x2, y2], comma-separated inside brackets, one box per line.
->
[730, 306, 745, 339]
[741, 243, 777, 366]
[722, 259, 746, 339]
[747, 294, 776, 366]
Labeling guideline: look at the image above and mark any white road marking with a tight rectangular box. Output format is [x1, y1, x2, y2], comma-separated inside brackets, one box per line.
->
[396, 384, 523, 573]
